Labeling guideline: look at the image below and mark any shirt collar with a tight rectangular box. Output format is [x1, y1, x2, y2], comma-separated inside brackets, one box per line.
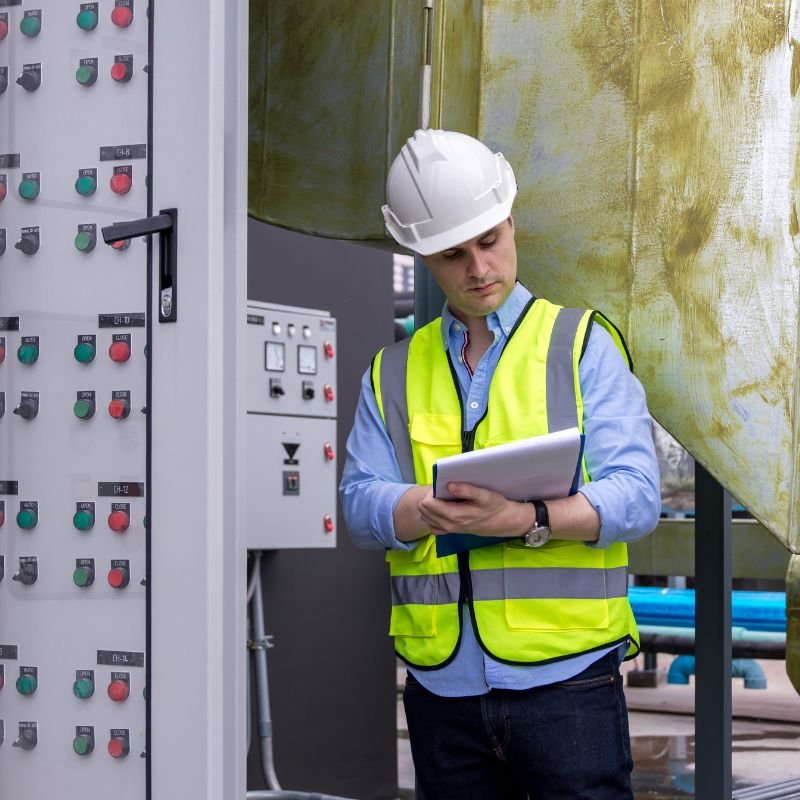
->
[439, 282, 533, 349]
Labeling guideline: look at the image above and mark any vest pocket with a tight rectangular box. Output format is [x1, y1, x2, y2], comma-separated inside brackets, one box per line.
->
[387, 536, 439, 638]
[408, 413, 462, 480]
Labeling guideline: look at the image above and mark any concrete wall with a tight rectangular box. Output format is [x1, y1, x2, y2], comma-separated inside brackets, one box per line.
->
[246, 218, 399, 799]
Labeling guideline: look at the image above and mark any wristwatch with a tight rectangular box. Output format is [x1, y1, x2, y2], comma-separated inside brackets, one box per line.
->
[522, 500, 551, 548]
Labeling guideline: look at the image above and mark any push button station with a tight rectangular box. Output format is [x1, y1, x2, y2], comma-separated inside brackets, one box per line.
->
[110, 167, 132, 194]
[0, 14, 8, 41]
[75, 225, 97, 253]
[18, 173, 40, 201]
[77, 4, 99, 31]
[73, 559, 95, 588]
[0, 337, 5, 364]
[108, 730, 130, 759]
[109, 336, 131, 362]
[20, 11, 42, 38]
[17, 503, 38, 531]
[73, 726, 95, 756]
[75, 170, 98, 197]
[17, 339, 39, 365]
[111, 1, 134, 28]
[73, 670, 95, 699]
[16, 667, 37, 696]
[108, 505, 130, 532]
[111, 56, 134, 84]
[73, 503, 96, 531]
[0, 175, 7, 202]
[74, 336, 97, 363]
[108, 394, 130, 420]
[107, 673, 130, 702]
[74, 393, 96, 420]
[108, 562, 130, 589]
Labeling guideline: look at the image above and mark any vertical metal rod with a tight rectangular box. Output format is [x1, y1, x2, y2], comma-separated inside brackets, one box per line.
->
[694, 462, 732, 798]
[413, 255, 445, 329]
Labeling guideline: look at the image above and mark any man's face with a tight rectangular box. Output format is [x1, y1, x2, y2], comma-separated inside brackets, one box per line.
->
[422, 218, 517, 322]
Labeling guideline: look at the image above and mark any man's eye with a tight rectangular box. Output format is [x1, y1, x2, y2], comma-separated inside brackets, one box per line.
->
[443, 251, 461, 260]
[480, 237, 497, 248]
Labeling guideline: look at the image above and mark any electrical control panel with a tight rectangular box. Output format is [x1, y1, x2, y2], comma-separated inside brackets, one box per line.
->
[246, 301, 338, 549]
[0, 2, 148, 796]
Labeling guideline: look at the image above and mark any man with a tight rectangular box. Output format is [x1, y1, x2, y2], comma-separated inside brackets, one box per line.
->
[340, 129, 660, 799]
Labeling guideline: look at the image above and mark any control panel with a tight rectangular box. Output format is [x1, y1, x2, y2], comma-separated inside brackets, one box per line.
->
[246, 301, 338, 549]
[0, 2, 148, 796]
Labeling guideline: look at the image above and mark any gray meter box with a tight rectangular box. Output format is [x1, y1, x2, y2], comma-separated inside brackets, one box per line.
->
[246, 302, 337, 549]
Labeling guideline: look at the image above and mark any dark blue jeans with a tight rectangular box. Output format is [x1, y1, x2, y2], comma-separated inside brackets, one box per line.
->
[403, 651, 633, 800]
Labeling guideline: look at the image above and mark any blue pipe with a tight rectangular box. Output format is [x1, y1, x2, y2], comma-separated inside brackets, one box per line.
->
[629, 587, 786, 633]
[666, 655, 768, 689]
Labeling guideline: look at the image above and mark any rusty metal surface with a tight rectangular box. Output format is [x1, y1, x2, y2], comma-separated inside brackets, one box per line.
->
[248, 0, 800, 556]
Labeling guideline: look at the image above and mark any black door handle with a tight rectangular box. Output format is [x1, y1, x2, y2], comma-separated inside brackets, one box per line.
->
[102, 209, 178, 323]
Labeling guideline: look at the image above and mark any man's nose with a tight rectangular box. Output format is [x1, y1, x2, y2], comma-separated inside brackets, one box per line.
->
[465, 248, 489, 278]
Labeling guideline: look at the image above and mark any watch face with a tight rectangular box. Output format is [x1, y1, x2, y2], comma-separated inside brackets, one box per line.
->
[525, 525, 551, 548]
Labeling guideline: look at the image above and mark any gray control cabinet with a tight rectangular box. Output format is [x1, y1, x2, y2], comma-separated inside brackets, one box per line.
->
[246, 301, 337, 549]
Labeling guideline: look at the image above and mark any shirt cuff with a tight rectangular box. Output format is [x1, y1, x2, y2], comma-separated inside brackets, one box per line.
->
[372, 482, 421, 551]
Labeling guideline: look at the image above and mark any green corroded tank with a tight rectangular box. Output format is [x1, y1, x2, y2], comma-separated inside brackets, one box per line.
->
[249, 0, 800, 688]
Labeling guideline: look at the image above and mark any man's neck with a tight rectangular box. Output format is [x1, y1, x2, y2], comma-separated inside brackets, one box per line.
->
[451, 311, 494, 370]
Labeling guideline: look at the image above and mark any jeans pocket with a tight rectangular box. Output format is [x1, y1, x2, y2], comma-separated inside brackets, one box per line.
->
[553, 653, 619, 689]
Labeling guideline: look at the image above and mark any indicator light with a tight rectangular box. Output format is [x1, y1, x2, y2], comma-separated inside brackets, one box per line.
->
[73, 509, 95, 531]
[73, 398, 95, 420]
[323, 514, 334, 533]
[76, 9, 98, 31]
[74, 341, 96, 363]
[108, 736, 130, 759]
[324, 341, 334, 359]
[111, 6, 133, 27]
[110, 61, 132, 83]
[0, 182, 6, 202]
[324, 442, 334, 461]
[76, 64, 97, 87]
[17, 342, 39, 364]
[0, 18, 8, 40]
[0, 341, 5, 363]
[75, 230, 96, 253]
[20, 15, 41, 38]
[75, 174, 97, 197]
[324, 384, 334, 402]
[108, 510, 130, 532]
[107, 679, 129, 702]
[0, 508, 4, 527]
[108, 566, 129, 589]
[303, 326, 312, 338]
[16, 674, 37, 695]
[73, 677, 95, 699]
[16, 508, 37, 530]
[17, 69, 41, 92]
[109, 340, 131, 362]
[73, 565, 94, 588]
[108, 398, 130, 419]
[110, 172, 132, 194]
[111, 238, 130, 251]
[18, 178, 39, 201]
[73, 734, 94, 755]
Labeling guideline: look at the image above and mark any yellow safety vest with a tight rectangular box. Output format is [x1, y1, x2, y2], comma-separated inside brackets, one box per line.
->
[372, 298, 640, 669]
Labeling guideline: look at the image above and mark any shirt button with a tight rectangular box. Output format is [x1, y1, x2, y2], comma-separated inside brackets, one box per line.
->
[505, 325, 511, 333]
[470, 401, 479, 410]
[458, 357, 463, 363]
[454, 323, 462, 331]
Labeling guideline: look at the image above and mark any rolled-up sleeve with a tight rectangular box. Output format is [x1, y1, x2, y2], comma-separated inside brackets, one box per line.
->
[339, 369, 419, 551]
[577, 326, 661, 549]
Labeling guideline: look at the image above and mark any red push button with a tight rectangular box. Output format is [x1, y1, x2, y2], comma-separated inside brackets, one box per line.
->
[0, 668, 4, 691]
[0, 182, 6, 203]
[107, 679, 129, 702]
[111, 6, 133, 27]
[109, 340, 131, 362]
[323, 514, 334, 534]
[108, 510, 130, 533]
[108, 566, 129, 589]
[108, 736, 130, 759]
[323, 442, 334, 462]
[323, 341, 334, 359]
[110, 172, 132, 195]
[0, 508, 5, 528]
[108, 398, 130, 420]
[111, 61, 133, 83]
[0, 18, 8, 40]
[323, 384, 334, 402]
[0, 342, 5, 364]
[111, 238, 131, 251]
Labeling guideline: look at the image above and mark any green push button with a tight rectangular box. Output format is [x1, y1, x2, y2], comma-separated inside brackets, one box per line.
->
[16, 674, 37, 695]
[73, 509, 95, 530]
[73, 566, 94, 588]
[73, 735, 94, 756]
[73, 399, 95, 420]
[75, 175, 97, 197]
[76, 9, 98, 31]
[20, 15, 41, 37]
[17, 509, 37, 530]
[17, 343, 39, 364]
[75, 64, 97, 87]
[74, 341, 96, 363]
[19, 179, 40, 201]
[74, 230, 96, 253]
[73, 677, 95, 699]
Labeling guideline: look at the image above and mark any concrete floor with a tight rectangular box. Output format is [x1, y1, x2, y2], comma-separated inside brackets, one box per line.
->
[397, 656, 800, 798]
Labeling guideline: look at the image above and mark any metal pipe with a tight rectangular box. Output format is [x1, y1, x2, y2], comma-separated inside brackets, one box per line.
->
[250, 553, 281, 791]
[665, 655, 768, 689]
[732, 777, 800, 799]
[640, 633, 785, 660]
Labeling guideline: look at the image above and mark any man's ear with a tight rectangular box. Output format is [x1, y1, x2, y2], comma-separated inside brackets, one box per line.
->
[508, 215, 515, 232]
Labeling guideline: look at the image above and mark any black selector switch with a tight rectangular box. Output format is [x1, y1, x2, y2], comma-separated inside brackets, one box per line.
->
[0, 71, 7, 95]
[15, 230, 39, 256]
[16, 68, 41, 92]
[12, 561, 38, 586]
[12, 726, 37, 751]
[302, 381, 315, 400]
[13, 397, 38, 421]
[269, 378, 285, 398]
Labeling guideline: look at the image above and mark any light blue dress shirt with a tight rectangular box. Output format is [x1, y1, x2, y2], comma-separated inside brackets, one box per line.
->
[340, 283, 660, 697]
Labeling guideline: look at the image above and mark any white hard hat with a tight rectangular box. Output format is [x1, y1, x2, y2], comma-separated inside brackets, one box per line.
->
[382, 129, 517, 256]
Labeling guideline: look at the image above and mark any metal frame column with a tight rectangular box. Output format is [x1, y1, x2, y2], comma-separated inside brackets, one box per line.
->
[694, 462, 732, 798]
